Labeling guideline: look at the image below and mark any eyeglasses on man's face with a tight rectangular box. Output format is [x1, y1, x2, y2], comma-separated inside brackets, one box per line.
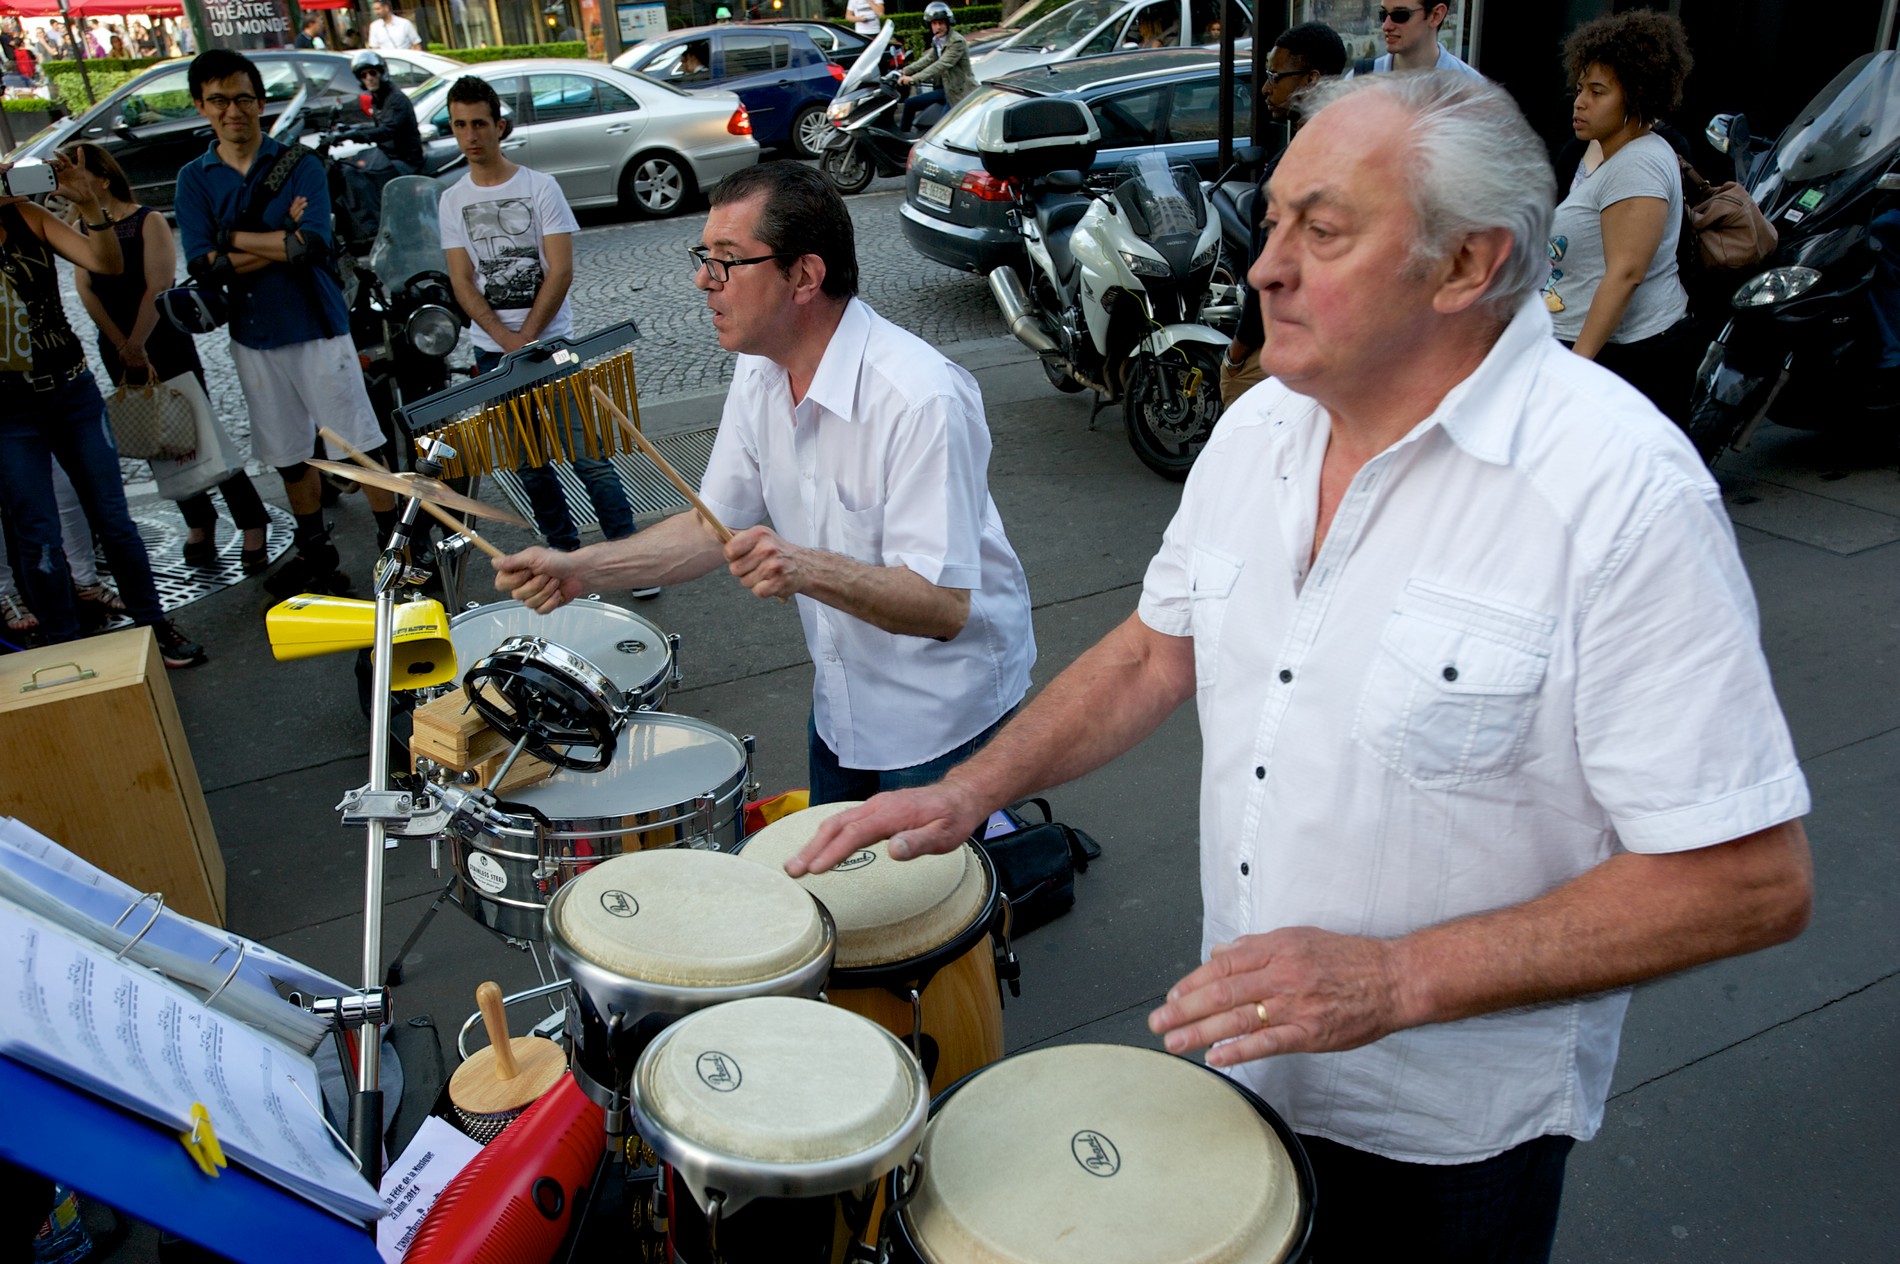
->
[1377, 5, 1438, 23]
[687, 245, 801, 283]
[1262, 66, 1310, 88]
[200, 93, 261, 112]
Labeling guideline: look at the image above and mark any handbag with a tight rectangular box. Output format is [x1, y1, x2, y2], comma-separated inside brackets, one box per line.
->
[105, 368, 197, 460]
[1679, 159, 1778, 273]
[975, 798, 1103, 937]
[149, 372, 242, 502]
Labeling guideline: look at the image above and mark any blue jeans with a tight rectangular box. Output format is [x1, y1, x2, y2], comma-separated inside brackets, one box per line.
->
[1299, 1132, 1574, 1263]
[807, 707, 1015, 805]
[0, 371, 166, 641]
[1870, 208, 1900, 370]
[899, 87, 946, 131]
[474, 349, 636, 551]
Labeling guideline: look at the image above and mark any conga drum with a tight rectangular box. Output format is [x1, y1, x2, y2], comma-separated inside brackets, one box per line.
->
[544, 849, 837, 1125]
[632, 996, 930, 1264]
[736, 801, 1011, 1094]
[889, 1044, 1315, 1263]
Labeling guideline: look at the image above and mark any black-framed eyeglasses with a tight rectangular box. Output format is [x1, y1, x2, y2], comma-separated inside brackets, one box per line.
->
[1377, 5, 1437, 23]
[687, 245, 800, 282]
[1262, 66, 1310, 88]
[201, 93, 261, 112]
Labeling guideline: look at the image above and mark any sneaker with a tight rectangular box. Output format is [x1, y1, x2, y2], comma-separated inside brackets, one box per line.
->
[630, 586, 662, 600]
[152, 620, 208, 668]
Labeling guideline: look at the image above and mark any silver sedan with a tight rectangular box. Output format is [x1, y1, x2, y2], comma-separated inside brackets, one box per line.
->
[413, 59, 760, 218]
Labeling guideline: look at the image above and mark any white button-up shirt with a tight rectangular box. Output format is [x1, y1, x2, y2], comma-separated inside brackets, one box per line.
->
[1138, 296, 1808, 1164]
[699, 298, 1035, 769]
[366, 15, 421, 49]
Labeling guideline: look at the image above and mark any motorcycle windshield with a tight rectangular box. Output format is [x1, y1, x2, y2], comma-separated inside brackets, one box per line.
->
[839, 21, 896, 95]
[370, 176, 449, 294]
[1114, 150, 1207, 277]
[270, 87, 309, 143]
[1756, 51, 1900, 215]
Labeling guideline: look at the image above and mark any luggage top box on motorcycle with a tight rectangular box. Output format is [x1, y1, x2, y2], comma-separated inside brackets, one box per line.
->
[977, 97, 1101, 183]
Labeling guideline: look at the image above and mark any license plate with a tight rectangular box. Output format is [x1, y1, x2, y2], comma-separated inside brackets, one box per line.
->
[918, 178, 954, 210]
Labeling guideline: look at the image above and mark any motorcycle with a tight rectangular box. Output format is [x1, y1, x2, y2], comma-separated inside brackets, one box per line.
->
[818, 22, 942, 195]
[1200, 144, 1267, 336]
[1684, 50, 1900, 464]
[356, 174, 468, 470]
[979, 97, 1227, 479]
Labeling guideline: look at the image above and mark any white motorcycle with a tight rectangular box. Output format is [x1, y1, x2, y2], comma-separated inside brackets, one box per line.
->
[979, 99, 1227, 479]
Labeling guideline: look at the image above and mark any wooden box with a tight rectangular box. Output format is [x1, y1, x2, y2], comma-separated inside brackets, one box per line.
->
[0, 627, 226, 925]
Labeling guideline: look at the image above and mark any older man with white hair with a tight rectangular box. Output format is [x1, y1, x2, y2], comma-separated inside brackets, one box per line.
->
[790, 73, 1812, 1261]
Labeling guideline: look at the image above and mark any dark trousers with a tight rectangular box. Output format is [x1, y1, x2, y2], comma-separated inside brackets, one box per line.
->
[1299, 1133, 1574, 1264]
[807, 707, 1013, 805]
[1587, 315, 1703, 426]
[899, 87, 946, 131]
[474, 348, 635, 552]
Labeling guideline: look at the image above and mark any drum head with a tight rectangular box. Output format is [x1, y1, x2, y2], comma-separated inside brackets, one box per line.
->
[451, 599, 671, 697]
[499, 712, 747, 820]
[904, 1045, 1305, 1264]
[635, 996, 928, 1213]
[737, 803, 990, 969]
[556, 850, 826, 987]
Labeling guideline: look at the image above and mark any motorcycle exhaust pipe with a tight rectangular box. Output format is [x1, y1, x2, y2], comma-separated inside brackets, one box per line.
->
[989, 266, 1060, 355]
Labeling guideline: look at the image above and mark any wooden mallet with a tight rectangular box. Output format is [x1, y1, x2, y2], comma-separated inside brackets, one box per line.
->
[447, 981, 567, 1144]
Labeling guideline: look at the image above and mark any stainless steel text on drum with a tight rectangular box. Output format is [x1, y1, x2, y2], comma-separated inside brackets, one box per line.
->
[446, 712, 754, 941]
[450, 597, 680, 712]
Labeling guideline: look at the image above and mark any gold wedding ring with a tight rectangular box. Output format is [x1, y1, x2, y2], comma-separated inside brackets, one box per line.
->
[1254, 1001, 1270, 1028]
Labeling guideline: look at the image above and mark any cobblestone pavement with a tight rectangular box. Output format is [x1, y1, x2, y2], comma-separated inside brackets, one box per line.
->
[63, 164, 1006, 485]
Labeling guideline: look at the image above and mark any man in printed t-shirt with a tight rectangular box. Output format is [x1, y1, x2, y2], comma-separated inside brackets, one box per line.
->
[436, 75, 645, 575]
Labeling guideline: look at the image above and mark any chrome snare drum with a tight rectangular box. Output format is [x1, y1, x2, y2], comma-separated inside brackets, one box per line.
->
[450, 597, 679, 713]
[446, 712, 756, 940]
[546, 850, 837, 1122]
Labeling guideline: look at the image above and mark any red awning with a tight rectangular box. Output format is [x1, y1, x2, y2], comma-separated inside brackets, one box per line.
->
[295, 0, 353, 9]
[0, 0, 184, 16]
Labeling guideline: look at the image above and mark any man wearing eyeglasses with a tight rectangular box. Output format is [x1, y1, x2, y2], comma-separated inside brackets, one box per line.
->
[1352, 2, 1482, 78]
[174, 49, 397, 597]
[495, 163, 1034, 804]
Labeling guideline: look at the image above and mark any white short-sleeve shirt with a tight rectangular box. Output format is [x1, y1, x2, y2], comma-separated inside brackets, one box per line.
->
[697, 298, 1035, 769]
[1138, 296, 1807, 1164]
[438, 166, 578, 354]
[367, 15, 422, 49]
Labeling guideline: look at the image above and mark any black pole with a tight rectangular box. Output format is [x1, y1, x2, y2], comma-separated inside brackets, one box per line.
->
[58, 0, 94, 110]
[1216, 0, 1235, 172]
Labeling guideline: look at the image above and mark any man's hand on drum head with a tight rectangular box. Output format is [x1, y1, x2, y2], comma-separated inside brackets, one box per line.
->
[493, 546, 583, 614]
[785, 784, 990, 877]
[1147, 927, 1410, 1068]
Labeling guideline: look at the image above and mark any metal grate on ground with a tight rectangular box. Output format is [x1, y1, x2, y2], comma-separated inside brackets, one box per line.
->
[82, 503, 297, 629]
[486, 428, 719, 535]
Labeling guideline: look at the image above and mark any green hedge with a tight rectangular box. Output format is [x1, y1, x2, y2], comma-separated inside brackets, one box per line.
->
[42, 56, 166, 78]
[52, 68, 137, 110]
[892, 5, 1005, 55]
[426, 41, 588, 62]
[3, 97, 67, 115]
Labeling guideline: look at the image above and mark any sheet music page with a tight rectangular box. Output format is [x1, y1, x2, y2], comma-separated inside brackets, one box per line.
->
[0, 900, 384, 1224]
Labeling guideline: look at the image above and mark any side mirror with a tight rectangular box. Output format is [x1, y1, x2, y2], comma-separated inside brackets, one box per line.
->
[1233, 144, 1265, 167]
[1706, 113, 1736, 155]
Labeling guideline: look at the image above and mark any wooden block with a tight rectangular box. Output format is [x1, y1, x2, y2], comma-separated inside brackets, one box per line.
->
[0, 628, 225, 925]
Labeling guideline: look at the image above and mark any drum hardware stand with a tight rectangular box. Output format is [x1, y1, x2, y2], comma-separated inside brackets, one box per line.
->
[993, 897, 1022, 1001]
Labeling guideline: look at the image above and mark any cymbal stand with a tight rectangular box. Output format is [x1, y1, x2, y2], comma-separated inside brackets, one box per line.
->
[334, 434, 456, 1188]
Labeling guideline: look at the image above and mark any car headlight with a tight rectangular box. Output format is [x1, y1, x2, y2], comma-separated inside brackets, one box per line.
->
[405, 304, 461, 357]
[1190, 242, 1218, 271]
[1119, 249, 1171, 280]
[1730, 266, 1820, 309]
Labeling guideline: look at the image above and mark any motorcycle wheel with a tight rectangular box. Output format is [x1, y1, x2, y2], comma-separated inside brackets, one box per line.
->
[1123, 343, 1223, 481]
[1683, 391, 1750, 466]
[791, 104, 831, 160]
[820, 143, 876, 196]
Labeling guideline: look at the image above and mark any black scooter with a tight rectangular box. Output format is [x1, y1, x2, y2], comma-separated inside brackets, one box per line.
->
[1684, 51, 1900, 463]
[817, 21, 942, 195]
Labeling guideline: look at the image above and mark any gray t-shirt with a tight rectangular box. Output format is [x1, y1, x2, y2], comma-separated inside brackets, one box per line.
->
[1544, 132, 1687, 344]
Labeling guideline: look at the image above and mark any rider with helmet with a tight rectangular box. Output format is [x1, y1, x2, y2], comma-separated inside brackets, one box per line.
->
[898, 1, 974, 132]
[336, 48, 424, 239]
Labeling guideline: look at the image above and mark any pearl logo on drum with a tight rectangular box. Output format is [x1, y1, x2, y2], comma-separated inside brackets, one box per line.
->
[835, 850, 877, 872]
[1071, 1130, 1120, 1177]
[599, 890, 639, 918]
[696, 1051, 742, 1092]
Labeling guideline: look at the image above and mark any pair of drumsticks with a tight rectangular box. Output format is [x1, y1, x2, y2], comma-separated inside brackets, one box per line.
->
[317, 387, 733, 558]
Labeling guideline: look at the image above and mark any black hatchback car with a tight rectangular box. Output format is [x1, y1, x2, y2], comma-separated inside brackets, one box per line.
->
[6, 50, 449, 211]
[901, 48, 1252, 275]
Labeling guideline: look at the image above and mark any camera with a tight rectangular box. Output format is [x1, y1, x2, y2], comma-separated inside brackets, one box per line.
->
[0, 161, 58, 198]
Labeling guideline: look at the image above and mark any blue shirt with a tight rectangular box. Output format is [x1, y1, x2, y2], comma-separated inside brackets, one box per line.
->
[174, 135, 348, 350]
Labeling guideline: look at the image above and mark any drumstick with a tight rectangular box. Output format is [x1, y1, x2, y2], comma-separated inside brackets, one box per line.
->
[588, 384, 733, 544]
[318, 426, 505, 559]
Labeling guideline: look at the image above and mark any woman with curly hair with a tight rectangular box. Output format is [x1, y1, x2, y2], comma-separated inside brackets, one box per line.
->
[1543, 11, 1697, 420]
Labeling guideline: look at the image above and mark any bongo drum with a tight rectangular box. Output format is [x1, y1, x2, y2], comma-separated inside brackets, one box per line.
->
[736, 801, 1012, 1095]
[545, 849, 837, 1126]
[632, 996, 929, 1264]
[890, 1044, 1315, 1264]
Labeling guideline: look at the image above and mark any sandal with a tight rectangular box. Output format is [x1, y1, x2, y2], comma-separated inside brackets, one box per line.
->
[73, 581, 128, 627]
[1, 589, 36, 635]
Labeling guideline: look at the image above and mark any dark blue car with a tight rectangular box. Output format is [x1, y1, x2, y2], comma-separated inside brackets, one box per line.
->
[615, 24, 844, 158]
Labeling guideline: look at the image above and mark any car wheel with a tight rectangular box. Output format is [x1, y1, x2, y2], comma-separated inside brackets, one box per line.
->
[791, 103, 831, 160]
[620, 151, 695, 219]
[819, 143, 875, 195]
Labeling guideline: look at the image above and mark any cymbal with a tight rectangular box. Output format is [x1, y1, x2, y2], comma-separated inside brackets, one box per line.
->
[308, 459, 531, 528]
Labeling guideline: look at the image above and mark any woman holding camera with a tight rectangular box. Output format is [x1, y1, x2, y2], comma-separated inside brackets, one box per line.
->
[0, 155, 206, 665]
[64, 142, 270, 572]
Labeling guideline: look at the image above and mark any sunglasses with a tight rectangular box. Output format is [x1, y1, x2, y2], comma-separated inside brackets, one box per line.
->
[1377, 5, 1439, 23]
